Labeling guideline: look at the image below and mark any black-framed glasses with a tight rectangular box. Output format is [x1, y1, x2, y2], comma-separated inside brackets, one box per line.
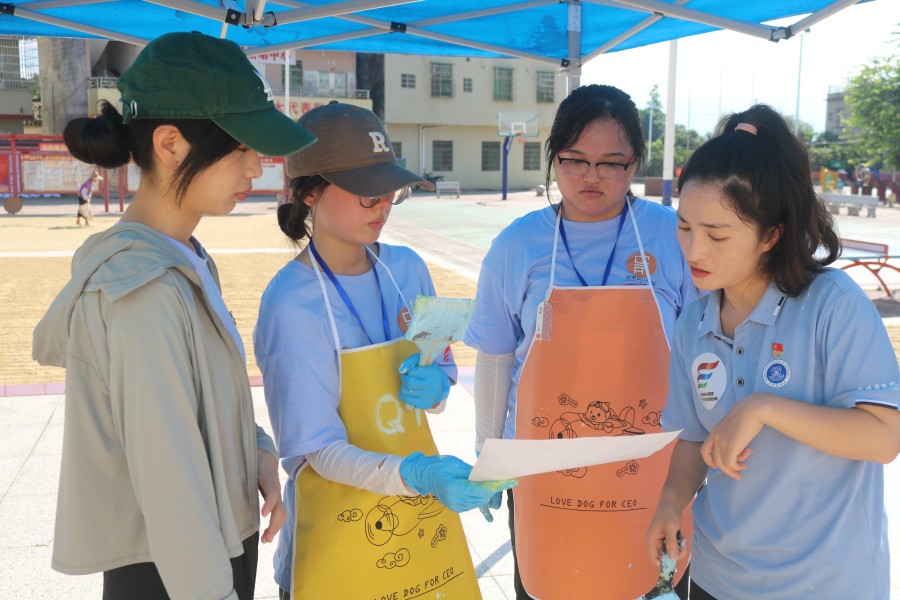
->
[357, 186, 411, 208]
[556, 156, 634, 180]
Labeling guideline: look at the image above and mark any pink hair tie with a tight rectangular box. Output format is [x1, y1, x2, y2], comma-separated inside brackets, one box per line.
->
[734, 122, 758, 135]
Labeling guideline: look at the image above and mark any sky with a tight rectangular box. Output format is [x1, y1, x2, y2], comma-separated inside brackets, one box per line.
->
[582, 0, 899, 136]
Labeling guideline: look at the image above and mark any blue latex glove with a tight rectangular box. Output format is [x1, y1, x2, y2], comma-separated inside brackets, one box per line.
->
[478, 491, 503, 523]
[474, 450, 504, 523]
[400, 452, 516, 513]
[398, 353, 450, 409]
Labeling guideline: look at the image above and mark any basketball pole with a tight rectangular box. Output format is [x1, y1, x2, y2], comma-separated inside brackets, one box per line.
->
[501, 134, 515, 201]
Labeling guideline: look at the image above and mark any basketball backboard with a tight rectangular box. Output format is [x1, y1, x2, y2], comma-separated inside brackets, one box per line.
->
[498, 111, 539, 137]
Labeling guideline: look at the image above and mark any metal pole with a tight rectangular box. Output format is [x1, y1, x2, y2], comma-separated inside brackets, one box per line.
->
[502, 135, 513, 201]
[566, 0, 582, 94]
[794, 31, 805, 136]
[662, 40, 677, 207]
[284, 50, 292, 118]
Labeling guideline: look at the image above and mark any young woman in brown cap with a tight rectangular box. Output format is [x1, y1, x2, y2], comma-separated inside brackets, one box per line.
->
[33, 31, 315, 600]
[255, 102, 513, 599]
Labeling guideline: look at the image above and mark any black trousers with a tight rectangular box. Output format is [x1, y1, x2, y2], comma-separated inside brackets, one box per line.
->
[102, 532, 259, 600]
[507, 490, 689, 600]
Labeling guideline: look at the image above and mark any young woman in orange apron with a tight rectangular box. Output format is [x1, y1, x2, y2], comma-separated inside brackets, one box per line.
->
[254, 103, 512, 599]
[465, 85, 697, 599]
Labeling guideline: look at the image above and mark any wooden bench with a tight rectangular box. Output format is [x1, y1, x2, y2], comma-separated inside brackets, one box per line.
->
[822, 192, 877, 218]
[435, 180, 460, 198]
[839, 238, 900, 298]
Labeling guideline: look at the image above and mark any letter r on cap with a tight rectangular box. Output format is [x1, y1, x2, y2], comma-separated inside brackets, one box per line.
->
[369, 132, 390, 153]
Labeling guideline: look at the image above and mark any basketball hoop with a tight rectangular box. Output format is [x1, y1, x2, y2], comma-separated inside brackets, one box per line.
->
[498, 111, 540, 138]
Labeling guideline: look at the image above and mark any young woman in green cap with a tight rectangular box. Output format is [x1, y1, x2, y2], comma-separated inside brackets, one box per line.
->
[33, 31, 315, 600]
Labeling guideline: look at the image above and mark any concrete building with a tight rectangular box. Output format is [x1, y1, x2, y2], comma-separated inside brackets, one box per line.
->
[38, 41, 564, 191]
[0, 36, 37, 133]
[383, 55, 566, 190]
[825, 85, 847, 137]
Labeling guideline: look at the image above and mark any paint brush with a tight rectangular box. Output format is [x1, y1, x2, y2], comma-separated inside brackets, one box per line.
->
[640, 533, 685, 600]
[405, 295, 475, 366]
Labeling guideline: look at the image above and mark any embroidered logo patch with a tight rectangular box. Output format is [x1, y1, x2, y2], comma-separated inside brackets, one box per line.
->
[691, 352, 726, 409]
[626, 252, 657, 278]
[763, 359, 791, 388]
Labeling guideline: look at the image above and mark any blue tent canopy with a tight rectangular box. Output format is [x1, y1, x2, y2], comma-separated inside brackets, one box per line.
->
[0, 0, 873, 66]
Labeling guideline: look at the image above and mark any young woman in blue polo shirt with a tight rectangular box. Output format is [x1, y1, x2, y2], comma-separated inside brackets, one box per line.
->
[646, 104, 900, 599]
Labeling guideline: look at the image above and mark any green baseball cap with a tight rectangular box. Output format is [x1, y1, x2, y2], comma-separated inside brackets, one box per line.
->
[117, 31, 316, 157]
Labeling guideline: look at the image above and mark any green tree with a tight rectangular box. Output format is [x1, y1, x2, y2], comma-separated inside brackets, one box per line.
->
[844, 38, 900, 169]
[782, 115, 816, 144]
[639, 84, 666, 144]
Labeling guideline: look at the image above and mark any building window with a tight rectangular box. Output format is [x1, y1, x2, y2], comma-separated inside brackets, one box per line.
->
[401, 73, 416, 88]
[433, 140, 453, 171]
[431, 63, 453, 97]
[393, 141, 402, 158]
[536, 70, 555, 103]
[493, 67, 514, 101]
[284, 61, 303, 96]
[481, 141, 500, 171]
[463, 78, 473, 93]
[523, 142, 541, 171]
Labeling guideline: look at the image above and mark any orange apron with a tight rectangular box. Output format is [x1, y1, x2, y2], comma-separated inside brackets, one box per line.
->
[514, 206, 691, 599]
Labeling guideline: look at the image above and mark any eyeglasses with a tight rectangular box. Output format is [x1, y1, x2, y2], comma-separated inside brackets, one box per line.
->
[357, 186, 411, 208]
[556, 156, 634, 180]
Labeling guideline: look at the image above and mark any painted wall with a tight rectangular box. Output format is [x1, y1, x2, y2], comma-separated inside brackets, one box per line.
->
[384, 55, 563, 190]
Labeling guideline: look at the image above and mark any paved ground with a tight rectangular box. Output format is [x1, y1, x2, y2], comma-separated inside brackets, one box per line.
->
[1, 186, 899, 599]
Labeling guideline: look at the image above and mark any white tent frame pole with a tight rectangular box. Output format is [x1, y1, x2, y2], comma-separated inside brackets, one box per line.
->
[662, 39, 677, 207]
[591, 0, 780, 41]
[582, 0, 691, 63]
[274, 0, 421, 26]
[146, 0, 418, 26]
[254, 24, 561, 66]
[566, 0, 581, 94]
[251, 0, 268, 23]
[19, 0, 116, 8]
[5, 6, 149, 45]
[266, 0, 563, 64]
[788, 0, 862, 37]
[412, 0, 557, 27]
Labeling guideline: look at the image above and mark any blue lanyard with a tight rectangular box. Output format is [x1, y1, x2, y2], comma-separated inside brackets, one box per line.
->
[309, 242, 392, 345]
[558, 200, 629, 287]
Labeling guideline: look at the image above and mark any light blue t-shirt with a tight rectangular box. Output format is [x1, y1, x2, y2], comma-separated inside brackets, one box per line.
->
[167, 236, 245, 363]
[663, 269, 899, 599]
[463, 199, 697, 439]
[253, 242, 457, 591]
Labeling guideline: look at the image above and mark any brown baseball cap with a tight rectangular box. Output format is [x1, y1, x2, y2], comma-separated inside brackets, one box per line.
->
[285, 102, 435, 195]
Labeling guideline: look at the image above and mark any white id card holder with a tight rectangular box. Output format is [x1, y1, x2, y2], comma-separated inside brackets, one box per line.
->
[534, 300, 553, 341]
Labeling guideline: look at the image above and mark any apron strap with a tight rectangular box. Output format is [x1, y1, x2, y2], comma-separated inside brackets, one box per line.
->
[627, 199, 672, 351]
[309, 243, 412, 384]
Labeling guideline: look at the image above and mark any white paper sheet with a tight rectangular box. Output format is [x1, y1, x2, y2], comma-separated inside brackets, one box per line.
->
[468, 430, 681, 482]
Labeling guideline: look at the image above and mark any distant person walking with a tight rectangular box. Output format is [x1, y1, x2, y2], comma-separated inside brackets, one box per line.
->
[76, 169, 101, 226]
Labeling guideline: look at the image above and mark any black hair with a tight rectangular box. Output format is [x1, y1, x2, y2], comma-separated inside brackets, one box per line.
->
[277, 174, 329, 245]
[678, 104, 840, 296]
[63, 101, 240, 203]
[544, 84, 646, 198]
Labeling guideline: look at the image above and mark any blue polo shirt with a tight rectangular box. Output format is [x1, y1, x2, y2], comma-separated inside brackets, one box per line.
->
[663, 268, 898, 599]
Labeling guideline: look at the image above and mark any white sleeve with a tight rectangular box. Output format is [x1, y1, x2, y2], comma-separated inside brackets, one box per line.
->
[474, 351, 515, 452]
[306, 440, 415, 496]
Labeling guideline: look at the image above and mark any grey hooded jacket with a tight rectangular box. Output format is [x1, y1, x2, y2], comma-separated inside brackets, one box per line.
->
[33, 222, 276, 600]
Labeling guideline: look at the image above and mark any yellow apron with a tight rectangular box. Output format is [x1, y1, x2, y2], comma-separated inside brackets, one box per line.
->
[513, 206, 691, 599]
[292, 249, 481, 599]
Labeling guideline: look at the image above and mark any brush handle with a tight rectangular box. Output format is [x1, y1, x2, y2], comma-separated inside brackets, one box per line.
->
[416, 340, 445, 366]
